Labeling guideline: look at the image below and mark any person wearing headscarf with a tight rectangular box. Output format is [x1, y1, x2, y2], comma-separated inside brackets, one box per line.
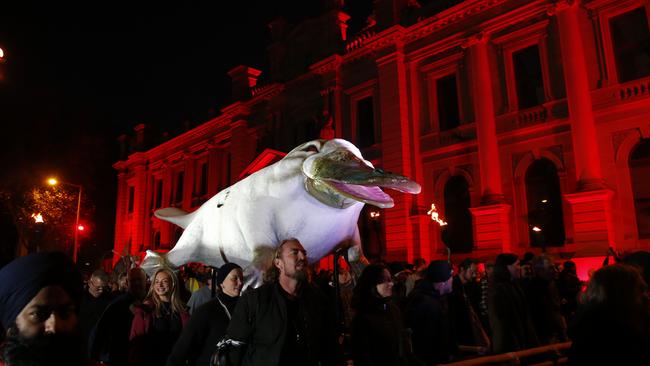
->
[166, 263, 243, 366]
[350, 263, 410, 366]
[488, 253, 538, 353]
[0, 252, 85, 366]
[129, 267, 189, 366]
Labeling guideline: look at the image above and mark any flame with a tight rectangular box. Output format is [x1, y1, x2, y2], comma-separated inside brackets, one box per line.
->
[31, 213, 44, 223]
[369, 211, 381, 219]
[532, 226, 542, 232]
[427, 204, 447, 226]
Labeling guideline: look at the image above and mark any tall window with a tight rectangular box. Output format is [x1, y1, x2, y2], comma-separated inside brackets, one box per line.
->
[442, 175, 473, 253]
[154, 179, 163, 209]
[197, 162, 208, 197]
[174, 171, 184, 205]
[610, 7, 650, 83]
[153, 231, 161, 249]
[128, 186, 135, 214]
[357, 96, 376, 148]
[436, 74, 460, 131]
[513, 45, 545, 109]
[525, 159, 565, 247]
[630, 139, 650, 239]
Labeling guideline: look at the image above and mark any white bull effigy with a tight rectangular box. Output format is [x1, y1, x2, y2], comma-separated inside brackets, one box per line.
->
[141, 138, 421, 286]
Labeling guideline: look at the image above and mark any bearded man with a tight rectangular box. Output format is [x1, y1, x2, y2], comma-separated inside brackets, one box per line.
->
[224, 238, 343, 366]
[0, 252, 86, 366]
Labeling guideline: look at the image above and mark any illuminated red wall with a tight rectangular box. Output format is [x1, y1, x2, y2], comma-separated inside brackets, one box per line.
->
[114, 0, 650, 267]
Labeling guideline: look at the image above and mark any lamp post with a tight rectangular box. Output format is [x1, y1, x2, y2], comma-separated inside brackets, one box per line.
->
[47, 177, 83, 262]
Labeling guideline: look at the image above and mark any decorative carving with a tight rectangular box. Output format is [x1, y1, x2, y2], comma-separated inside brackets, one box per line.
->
[546, 0, 575, 17]
[404, 0, 507, 43]
[461, 31, 488, 49]
[617, 79, 650, 100]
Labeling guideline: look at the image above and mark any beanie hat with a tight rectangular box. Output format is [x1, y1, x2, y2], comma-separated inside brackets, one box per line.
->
[426, 260, 453, 283]
[216, 263, 242, 287]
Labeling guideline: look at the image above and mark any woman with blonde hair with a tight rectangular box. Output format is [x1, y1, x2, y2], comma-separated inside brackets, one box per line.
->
[129, 267, 190, 366]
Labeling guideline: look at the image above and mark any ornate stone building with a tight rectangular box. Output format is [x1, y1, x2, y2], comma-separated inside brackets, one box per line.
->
[114, 0, 650, 274]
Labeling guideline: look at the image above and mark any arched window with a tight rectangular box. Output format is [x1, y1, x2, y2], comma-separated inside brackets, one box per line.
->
[630, 139, 650, 239]
[525, 159, 565, 247]
[442, 175, 473, 253]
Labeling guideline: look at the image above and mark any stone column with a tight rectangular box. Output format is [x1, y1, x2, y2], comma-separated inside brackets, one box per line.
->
[376, 47, 417, 261]
[131, 158, 148, 255]
[551, 0, 615, 249]
[464, 33, 512, 253]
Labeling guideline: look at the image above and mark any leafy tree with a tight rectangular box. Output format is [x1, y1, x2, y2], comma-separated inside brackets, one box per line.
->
[0, 184, 94, 257]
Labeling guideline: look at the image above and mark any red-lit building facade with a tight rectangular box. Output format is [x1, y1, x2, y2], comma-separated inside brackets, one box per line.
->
[114, 0, 650, 268]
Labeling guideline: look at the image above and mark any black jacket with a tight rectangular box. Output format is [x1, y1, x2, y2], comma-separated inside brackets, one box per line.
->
[166, 292, 238, 366]
[351, 299, 409, 366]
[225, 281, 343, 366]
[488, 281, 539, 353]
[88, 293, 137, 366]
[568, 304, 650, 365]
[405, 280, 457, 365]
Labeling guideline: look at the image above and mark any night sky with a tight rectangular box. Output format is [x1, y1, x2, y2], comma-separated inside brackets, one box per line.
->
[0, 2, 372, 259]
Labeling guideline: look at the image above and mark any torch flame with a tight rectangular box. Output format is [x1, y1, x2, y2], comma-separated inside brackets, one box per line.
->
[31, 213, 44, 223]
[427, 204, 447, 226]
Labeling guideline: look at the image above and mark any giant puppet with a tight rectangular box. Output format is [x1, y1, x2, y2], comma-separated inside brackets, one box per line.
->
[141, 138, 421, 286]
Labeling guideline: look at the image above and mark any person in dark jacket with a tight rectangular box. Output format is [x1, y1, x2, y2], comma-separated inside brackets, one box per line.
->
[89, 267, 148, 366]
[224, 238, 344, 366]
[557, 260, 581, 323]
[166, 263, 243, 366]
[525, 255, 566, 344]
[78, 270, 114, 342]
[350, 263, 409, 366]
[406, 260, 457, 365]
[450, 258, 483, 346]
[568, 264, 650, 365]
[488, 253, 538, 353]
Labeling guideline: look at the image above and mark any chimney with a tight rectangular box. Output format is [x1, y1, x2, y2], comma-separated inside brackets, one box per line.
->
[134, 123, 147, 152]
[374, 0, 409, 30]
[117, 134, 129, 160]
[227, 65, 262, 101]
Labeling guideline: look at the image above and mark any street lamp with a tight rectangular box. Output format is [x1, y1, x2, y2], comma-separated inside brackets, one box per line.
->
[47, 177, 83, 262]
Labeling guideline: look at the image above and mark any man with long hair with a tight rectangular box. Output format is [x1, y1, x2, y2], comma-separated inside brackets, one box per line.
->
[224, 238, 343, 366]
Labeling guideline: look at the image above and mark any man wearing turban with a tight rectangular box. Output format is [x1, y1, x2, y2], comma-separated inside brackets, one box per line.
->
[0, 252, 86, 366]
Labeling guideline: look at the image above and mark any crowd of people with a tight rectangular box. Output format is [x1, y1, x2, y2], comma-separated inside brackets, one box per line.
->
[0, 241, 648, 366]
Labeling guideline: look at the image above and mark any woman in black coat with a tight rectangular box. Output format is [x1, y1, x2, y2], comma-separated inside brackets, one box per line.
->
[166, 263, 243, 366]
[350, 263, 410, 366]
[568, 264, 650, 365]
